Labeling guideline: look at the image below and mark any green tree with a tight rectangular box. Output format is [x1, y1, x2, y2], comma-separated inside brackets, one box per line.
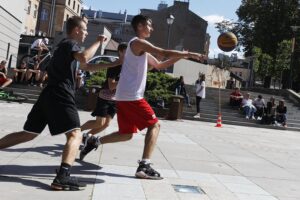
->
[252, 46, 261, 74]
[85, 70, 107, 87]
[145, 72, 178, 106]
[236, 0, 298, 57]
[274, 40, 292, 88]
[216, 1, 299, 88]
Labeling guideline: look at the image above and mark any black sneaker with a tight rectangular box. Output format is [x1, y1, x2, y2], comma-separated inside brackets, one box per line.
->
[51, 172, 86, 191]
[135, 161, 163, 180]
[79, 132, 90, 150]
[79, 136, 100, 161]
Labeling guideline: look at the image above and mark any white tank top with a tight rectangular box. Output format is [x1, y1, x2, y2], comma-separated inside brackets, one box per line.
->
[115, 37, 148, 101]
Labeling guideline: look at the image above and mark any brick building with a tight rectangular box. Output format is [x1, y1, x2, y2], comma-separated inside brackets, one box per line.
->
[23, 0, 40, 36]
[141, 0, 209, 55]
[37, 0, 83, 37]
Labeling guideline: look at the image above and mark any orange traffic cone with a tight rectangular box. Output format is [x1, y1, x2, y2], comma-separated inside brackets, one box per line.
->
[215, 114, 222, 128]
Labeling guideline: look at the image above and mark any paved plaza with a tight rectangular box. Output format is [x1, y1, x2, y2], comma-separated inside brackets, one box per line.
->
[0, 101, 299, 200]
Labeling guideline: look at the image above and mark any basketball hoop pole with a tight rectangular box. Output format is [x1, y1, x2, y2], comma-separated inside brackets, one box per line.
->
[218, 59, 224, 116]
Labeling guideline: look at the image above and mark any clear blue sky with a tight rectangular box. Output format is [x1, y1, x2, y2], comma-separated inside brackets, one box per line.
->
[83, 0, 242, 58]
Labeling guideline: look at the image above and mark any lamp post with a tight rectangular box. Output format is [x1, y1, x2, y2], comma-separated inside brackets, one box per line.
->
[166, 14, 175, 49]
[289, 25, 299, 89]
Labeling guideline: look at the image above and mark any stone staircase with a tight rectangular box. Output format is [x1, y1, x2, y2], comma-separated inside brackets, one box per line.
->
[6, 83, 42, 104]
[3, 84, 300, 132]
[182, 86, 300, 132]
[5, 84, 87, 110]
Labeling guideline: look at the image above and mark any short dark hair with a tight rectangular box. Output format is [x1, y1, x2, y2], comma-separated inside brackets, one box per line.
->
[66, 16, 85, 35]
[118, 42, 127, 52]
[131, 15, 151, 32]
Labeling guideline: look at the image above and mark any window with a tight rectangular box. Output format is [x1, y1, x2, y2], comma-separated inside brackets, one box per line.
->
[41, 8, 48, 21]
[73, 1, 75, 10]
[239, 72, 242, 77]
[27, 0, 31, 15]
[77, 4, 80, 14]
[66, 14, 69, 20]
[68, 0, 71, 5]
[33, 4, 38, 18]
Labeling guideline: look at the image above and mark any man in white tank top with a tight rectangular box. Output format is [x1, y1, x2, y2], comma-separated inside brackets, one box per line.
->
[80, 15, 206, 179]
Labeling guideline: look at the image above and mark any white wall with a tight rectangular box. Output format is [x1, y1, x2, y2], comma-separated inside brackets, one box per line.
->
[0, 0, 26, 67]
[171, 59, 231, 88]
[0, 0, 26, 21]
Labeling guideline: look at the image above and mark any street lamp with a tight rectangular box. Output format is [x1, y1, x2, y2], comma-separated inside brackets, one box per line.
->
[289, 26, 300, 89]
[166, 14, 175, 49]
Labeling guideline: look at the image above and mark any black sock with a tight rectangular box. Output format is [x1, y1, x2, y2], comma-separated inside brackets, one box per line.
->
[58, 163, 71, 177]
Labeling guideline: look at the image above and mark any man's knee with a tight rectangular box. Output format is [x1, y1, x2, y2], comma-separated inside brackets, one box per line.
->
[103, 120, 110, 129]
[149, 122, 160, 131]
[66, 129, 82, 141]
[121, 133, 134, 141]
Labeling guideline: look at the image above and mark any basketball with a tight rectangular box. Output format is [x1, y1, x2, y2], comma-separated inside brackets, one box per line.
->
[217, 32, 238, 52]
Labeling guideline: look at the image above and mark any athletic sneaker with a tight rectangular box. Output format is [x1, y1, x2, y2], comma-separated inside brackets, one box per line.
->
[135, 161, 163, 180]
[79, 132, 90, 150]
[51, 171, 86, 191]
[79, 135, 100, 161]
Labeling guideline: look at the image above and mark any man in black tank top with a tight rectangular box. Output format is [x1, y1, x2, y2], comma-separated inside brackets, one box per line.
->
[0, 16, 121, 191]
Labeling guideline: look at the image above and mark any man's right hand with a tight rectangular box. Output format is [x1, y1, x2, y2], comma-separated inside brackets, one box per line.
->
[97, 34, 107, 43]
[188, 52, 207, 62]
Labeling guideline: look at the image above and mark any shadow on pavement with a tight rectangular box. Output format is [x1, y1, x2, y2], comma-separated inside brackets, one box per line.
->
[0, 162, 105, 190]
[76, 159, 137, 179]
[0, 175, 52, 191]
[1, 144, 64, 157]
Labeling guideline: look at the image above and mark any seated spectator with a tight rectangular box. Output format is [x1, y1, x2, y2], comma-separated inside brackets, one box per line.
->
[13, 61, 28, 83]
[26, 59, 41, 86]
[261, 96, 276, 125]
[241, 93, 256, 119]
[175, 76, 191, 107]
[253, 95, 265, 120]
[230, 87, 243, 107]
[0, 60, 12, 88]
[275, 100, 287, 127]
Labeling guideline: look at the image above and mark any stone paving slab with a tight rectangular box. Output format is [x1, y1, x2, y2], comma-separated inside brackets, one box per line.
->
[0, 101, 300, 200]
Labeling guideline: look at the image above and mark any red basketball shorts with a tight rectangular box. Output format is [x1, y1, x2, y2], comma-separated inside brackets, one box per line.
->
[117, 98, 158, 134]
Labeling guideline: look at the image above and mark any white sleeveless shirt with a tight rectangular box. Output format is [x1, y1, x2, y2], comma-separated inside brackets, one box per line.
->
[115, 37, 148, 101]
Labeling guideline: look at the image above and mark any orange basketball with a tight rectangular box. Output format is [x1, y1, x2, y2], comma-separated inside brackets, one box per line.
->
[217, 32, 238, 52]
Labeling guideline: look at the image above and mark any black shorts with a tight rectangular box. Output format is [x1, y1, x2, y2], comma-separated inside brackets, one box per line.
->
[91, 97, 116, 118]
[23, 86, 80, 135]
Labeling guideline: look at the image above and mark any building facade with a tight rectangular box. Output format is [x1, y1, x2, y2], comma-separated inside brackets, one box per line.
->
[83, 9, 135, 43]
[141, 0, 209, 55]
[37, 0, 83, 37]
[0, 0, 26, 67]
[23, 0, 40, 36]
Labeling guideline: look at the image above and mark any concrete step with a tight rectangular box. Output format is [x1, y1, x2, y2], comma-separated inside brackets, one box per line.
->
[182, 115, 300, 132]
[183, 105, 300, 121]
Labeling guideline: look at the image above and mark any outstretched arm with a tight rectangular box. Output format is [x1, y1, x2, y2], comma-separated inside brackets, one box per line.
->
[147, 54, 180, 70]
[74, 35, 107, 64]
[79, 59, 122, 72]
[131, 39, 206, 61]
